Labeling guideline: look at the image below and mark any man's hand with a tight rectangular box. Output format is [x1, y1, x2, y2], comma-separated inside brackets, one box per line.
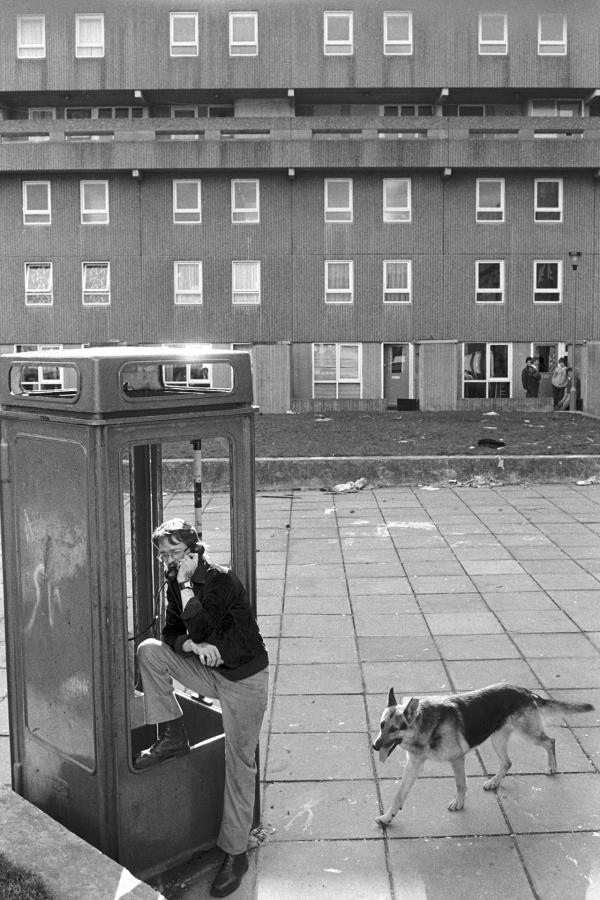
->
[176, 552, 198, 584]
[189, 642, 223, 667]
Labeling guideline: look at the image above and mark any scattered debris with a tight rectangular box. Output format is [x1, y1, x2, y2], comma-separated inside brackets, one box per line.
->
[314, 416, 332, 422]
[321, 477, 368, 493]
[482, 411, 499, 416]
[477, 438, 506, 449]
[577, 476, 599, 485]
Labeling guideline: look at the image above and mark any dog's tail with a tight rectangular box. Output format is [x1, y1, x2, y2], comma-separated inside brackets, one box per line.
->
[538, 696, 594, 714]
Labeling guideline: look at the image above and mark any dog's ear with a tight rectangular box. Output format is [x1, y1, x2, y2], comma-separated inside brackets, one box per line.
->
[387, 687, 397, 708]
[403, 697, 420, 723]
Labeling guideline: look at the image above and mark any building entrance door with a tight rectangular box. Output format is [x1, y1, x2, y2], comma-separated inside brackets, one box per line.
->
[383, 343, 411, 404]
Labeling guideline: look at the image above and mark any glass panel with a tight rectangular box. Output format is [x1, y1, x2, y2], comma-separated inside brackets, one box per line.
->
[313, 344, 336, 381]
[536, 263, 558, 289]
[84, 264, 108, 290]
[326, 180, 350, 209]
[489, 345, 508, 378]
[478, 263, 501, 289]
[327, 262, 350, 290]
[464, 344, 486, 380]
[386, 13, 410, 42]
[481, 14, 505, 41]
[232, 14, 255, 43]
[540, 15, 564, 42]
[386, 262, 408, 290]
[327, 14, 350, 42]
[339, 344, 359, 380]
[172, 15, 196, 42]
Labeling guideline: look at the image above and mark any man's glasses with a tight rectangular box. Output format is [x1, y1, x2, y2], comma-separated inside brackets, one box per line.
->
[156, 548, 188, 563]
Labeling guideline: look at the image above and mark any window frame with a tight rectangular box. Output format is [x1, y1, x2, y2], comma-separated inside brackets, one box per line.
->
[75, 13, 105, 58]
[323, 11, 353, 56]
[463, 342, 512, 398]
[538, 14, 567, 56]
[478, 13, 507, 55]
[232, 260, 261, 305]
[383, 259, 412, 303]
[325, 260, 354, 304]
[170, 11, 199, 57]
[533, 260, 562, 303]
[312, 342, 362, 399]
[476, 178, 505, 223]
[383, 177, 412, 223]
[173, 179, 202, 224]
[324, 178, 353, 223]
[80, 180, 109, 225]
[383, 11, 413, 55]
[82, 261, 111, 306]
[23, 180, 51, 226]
[173, 260, 203, 305]
[17, 15, 46, 59]
[534, 178, 563, 222]
[476, 260, 505, 304]
[24, 262, 53, 306]
[229, 11, 258, 56]
[231, 179, 260, 223]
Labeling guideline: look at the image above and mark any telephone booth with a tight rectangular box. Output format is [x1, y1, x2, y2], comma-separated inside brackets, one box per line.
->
[0, 346, 257, 880]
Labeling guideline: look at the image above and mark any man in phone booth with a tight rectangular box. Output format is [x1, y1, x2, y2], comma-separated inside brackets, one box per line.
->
[135, 519, 269, 898]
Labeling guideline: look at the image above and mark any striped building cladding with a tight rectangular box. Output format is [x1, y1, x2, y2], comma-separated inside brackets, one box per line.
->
[1, 0, 600, 412]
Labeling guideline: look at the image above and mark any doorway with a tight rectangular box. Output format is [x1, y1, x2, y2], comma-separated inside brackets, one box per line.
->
[383, 343, 412, 405]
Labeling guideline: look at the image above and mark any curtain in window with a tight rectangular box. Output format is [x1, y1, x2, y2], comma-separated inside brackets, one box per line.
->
[386, 262, 408, 290]
[339, 344, 359, 380]
[84, 264, 108, 290]
[78, 17, 102, 47]
[313, 344, 336, 381]
[327, 262, 350, 290]
[233, 262, 258, 291]
[20, 17, 44, 47]
[26, 264, 51, 292]
[176, 263, 200, 291]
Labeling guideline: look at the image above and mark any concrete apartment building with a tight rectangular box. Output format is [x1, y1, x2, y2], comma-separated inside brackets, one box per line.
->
[1, 0, 600, 412]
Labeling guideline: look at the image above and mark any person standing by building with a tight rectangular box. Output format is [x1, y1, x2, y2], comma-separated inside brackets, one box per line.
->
[134, 519, 269, 899]
[551, 356, 570, 409]
[521, 356, 541, 398]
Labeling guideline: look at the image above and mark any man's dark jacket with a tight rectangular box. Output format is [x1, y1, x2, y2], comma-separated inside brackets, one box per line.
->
[162, 558, 268, 681]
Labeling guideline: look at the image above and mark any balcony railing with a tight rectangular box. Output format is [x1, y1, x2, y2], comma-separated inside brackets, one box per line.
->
[0, 116, 599, 170]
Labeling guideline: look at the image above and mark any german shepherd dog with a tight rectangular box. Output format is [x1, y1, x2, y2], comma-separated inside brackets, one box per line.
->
[372, 683, 594, 825]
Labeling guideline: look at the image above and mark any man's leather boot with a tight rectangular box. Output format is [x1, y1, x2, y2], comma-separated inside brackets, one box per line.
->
[134, 717, 190, 770]
[210, 851, 249, 897]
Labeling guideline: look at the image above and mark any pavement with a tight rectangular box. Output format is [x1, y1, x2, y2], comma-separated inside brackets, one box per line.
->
[2, 482, 600, 899]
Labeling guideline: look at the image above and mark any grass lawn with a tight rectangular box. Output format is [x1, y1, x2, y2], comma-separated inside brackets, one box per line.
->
[0, 853, 52, 900]
[166, 410, 600, 458]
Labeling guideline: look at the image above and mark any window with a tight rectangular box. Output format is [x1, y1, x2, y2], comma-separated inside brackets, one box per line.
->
[174, 261, 202, 304]
[383, 260, 411, 302]
[170, 12, 199, 56]
[80, 180, 109, 224]
[478, 14, 507, 54]
[173, 180, 202, 223]
[232, 261, 260, 304]
[538, 15, 567, 55]
[162, 359, 212, 387]
[15, 344, 63, 393]
[324, 178, 353, 222]
[476, 178, 504, 222]
[313, 343, 361, 399]
[383, 11, 412, 55]
[17, 15, 45, 58]
[231, 179, 259, 223]
[76, 14, 104, 57]
[82, 262, 110, 305]
[23, 181, 51, 225]
[25, 263, 53, 306]
[324, 11, 353, 55]
[325, 260, 353, 303]
[530, 99, 582, 117]
[534, 179, 562, 222]
[29, 108, 55, 120]
[534, 261, 561, 303]
[476, 260, 504, 303]
[463, 343, 511, 398]
[229, 12, 258, 56]
[382, 104, 434, 117]
[383, 178, 411, 222]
